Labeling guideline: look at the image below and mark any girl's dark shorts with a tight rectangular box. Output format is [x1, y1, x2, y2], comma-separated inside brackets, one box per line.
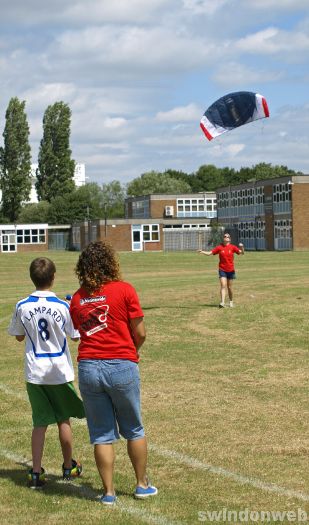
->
[219, 270, 236, 279]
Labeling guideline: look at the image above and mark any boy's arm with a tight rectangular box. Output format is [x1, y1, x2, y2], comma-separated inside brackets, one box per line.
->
[62, 301, 80, 341]
[8, 306, 25, 339]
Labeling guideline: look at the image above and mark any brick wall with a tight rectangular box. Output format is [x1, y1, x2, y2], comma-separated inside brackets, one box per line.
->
[292, 184, 309, 250]
[143, 241, 161, 251]
[150, 198, 176, 218]
[17, 242, 49, 252]
[98, 224, 132, 251]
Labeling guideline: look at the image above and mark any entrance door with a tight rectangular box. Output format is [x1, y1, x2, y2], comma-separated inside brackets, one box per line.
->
[1, 232, 17, 252]
[131, 225, 143, 251]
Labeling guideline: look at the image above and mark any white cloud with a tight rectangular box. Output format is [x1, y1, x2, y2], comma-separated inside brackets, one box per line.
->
[241, 0, 309, 10]
[225, 143, 245, 156]
[0, 0, 308, 182]
[0, 0, 171, 25]
[103, 117, 127, 129]
[51, 25, 214, 74]
[236, 27, 309, 55]
[212, 61, 284, 87]
[20, 83, 77, 111]
[140, 134, 200, 147]
[182, 0, 229, 15]
[155, 103, 201, 122]
[64, 0, 170, 24]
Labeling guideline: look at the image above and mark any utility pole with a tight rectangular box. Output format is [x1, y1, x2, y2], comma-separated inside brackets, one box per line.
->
[104, 202, 107, 237]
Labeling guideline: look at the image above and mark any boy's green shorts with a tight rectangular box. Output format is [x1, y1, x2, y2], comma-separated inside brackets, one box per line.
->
[26, 382, 85, 427]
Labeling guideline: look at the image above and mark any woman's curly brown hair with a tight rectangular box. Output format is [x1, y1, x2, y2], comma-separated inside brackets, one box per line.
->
[75, 241, 122, 294]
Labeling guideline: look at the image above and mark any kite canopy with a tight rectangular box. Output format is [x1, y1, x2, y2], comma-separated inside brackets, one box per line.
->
[200, 91, 269, 141]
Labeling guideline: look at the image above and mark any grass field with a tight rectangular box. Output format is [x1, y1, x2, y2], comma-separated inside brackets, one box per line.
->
[0, 249, 308, 524]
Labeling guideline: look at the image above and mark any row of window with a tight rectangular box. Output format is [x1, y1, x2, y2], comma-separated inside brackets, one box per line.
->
[0, 228, 46, 245]
[236, 220, 292, 240]
[274, 219, 292, 238]
[237, 221, 265, 239]
[163, 224, 209, 229]
[218, 187, 264, 208]
[273, 186, 291, 202]
[128, 198, 217, 218]
[218, 184, 291, 209]
[16, 229, 46, 244]
[177, 198, 216, 213]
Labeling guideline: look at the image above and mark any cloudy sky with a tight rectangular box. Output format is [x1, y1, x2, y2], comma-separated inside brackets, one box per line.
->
[0, 0, 308, 184]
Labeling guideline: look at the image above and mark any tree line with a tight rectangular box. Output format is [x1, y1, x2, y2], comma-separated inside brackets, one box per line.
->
[0, 97, 303, 225]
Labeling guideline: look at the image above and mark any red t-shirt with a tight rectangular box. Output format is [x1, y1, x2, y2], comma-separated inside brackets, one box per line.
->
[211, 243, 241, 272]
[70, 281, 144, 363]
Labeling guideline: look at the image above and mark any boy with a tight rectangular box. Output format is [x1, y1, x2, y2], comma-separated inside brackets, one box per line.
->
[8, 257, 85, 489]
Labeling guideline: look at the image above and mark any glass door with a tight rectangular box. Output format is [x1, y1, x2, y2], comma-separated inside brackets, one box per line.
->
[131, 225, 143, 251]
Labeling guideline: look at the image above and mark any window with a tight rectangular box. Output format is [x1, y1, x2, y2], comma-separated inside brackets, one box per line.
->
[274, 219, 292, 239]
[142, 224, 159, 242]
[16, 228, 46, 244]
[132, 198, 149, 218]
[178, 197, 216, 216]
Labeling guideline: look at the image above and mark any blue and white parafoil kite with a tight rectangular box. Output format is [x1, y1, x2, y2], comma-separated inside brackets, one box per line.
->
[200, 91, 269, 141]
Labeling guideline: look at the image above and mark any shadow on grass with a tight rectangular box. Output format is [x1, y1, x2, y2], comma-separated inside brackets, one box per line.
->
[0, 465, 130, 500]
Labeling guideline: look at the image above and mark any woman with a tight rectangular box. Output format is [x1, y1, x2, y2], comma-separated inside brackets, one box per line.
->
[198, 233, 244, 308]
[70, 241, 157, 505]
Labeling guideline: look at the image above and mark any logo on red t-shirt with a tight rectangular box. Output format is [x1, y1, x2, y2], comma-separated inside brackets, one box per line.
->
[78, 304, 109, 336]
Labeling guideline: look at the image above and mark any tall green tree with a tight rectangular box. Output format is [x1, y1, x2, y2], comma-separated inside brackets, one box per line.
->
[101, 180, 126, 218]
[0, 97, 32, 221]
[164, 169, 192, 186]
[36, 102, 75, 202]
[190, 165, 226, 192]
[17, 201, 50, 224]
[251, 163, 302, 181]
[127, 170, 192, 196]
[47, 183, 104, 224]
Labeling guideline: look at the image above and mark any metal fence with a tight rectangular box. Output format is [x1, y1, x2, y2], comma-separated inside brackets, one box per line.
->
[163, 229, 212, 251]
[48, 231, 70, 250]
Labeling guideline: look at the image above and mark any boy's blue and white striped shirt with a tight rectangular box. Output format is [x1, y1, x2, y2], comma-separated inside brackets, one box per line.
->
[8, 290, 79, 385]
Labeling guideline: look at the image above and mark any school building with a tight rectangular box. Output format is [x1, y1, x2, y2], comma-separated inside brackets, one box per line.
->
[216, 174, 309, 251]
[71, 193, 217, 252]
[2, 175, 309, 253]
[0, 224, 73, 253]
[0, 224, 48, 253]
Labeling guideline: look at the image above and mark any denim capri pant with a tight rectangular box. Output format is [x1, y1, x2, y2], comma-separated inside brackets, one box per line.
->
[78, 359, 145, 444]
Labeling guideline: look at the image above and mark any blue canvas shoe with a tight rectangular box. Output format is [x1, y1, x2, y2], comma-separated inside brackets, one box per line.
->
[100, 494, 117, 505]
[134, 484, 158, 499]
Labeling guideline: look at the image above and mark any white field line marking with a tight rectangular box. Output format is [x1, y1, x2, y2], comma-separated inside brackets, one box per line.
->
[0, 448, 183, 525]
[2, 382, 309, 503]
[149, 445, 309, 503]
